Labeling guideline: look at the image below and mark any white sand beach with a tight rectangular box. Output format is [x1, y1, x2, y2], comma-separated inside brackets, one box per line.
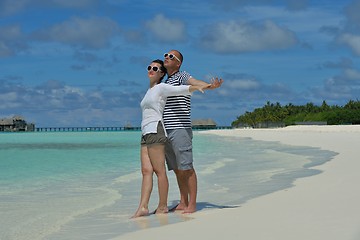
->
[114, 125, 360, 240]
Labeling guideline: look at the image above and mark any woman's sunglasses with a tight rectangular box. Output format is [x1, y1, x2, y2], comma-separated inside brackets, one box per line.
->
[164, 53, 181, 62]
[147, 65, 161, 72]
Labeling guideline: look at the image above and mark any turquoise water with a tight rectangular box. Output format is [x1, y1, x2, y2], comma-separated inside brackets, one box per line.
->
[0, 131, 337, 240]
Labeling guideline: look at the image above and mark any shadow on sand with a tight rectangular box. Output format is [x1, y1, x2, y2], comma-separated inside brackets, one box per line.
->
[168, 201, 239, 212]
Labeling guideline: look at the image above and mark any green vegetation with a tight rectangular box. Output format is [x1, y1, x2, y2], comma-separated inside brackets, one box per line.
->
[232, 100, 360, 128]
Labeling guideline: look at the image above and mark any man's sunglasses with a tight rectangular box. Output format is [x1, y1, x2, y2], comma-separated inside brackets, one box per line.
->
[147, 65, 161, 72]
[164, 53, 181, 62]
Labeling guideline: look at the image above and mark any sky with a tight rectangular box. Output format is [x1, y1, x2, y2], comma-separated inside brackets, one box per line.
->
[1, 0, 360, 127]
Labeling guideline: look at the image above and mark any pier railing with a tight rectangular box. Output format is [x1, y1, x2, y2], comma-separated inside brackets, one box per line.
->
[35, 126, 141, 132]
[35, 126, 232, 132]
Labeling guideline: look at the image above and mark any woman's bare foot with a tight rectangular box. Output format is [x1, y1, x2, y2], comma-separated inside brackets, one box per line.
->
[131, 207, 149, 218]
[155, 206, 168, 214]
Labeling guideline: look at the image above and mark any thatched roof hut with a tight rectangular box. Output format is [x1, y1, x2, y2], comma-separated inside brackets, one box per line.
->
[0, 116, 35, 132]
[191, 118, 217, 129]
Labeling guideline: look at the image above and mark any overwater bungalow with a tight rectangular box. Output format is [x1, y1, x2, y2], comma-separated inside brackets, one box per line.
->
[0, 116, 35, 132]
[192, 119, 217, 129]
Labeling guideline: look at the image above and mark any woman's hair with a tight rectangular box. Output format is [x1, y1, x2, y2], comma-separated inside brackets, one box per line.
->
[152, 59, 167, 83]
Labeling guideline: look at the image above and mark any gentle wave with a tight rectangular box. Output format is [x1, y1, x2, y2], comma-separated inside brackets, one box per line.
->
[112, 171, 142, 184]
[198, 158, 235, 175]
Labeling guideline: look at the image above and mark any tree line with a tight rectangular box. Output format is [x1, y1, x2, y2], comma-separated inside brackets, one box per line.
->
[232, 100, 360, 128]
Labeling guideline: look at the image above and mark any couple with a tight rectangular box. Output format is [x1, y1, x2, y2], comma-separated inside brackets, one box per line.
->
[132, 50, 223, 218]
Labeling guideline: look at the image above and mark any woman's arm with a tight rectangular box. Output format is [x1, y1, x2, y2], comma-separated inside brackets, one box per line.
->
[189, 84, 211, 93]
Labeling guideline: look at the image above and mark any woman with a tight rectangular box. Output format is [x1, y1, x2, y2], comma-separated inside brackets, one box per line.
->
[132, 59, 210, 218]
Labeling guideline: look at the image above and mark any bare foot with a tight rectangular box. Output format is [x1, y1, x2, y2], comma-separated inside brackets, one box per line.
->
[131, 207, 149, 218]
[183, 205, 196, 214]
[155, 206, 168, 214]
[174, 202, 186, 211]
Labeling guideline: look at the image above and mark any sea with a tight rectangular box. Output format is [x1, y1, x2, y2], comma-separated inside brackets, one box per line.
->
[0, 130, 337, 240]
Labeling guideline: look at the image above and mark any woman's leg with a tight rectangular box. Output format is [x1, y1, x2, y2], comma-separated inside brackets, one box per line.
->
[147, 144, 169, 214]
[131, 145, 154, 218]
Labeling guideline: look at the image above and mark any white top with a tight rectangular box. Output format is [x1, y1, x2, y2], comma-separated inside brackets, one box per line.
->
[140, 83, 191, 136]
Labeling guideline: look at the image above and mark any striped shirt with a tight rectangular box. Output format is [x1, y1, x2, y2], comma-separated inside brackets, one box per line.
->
[163, 71, 192, 130]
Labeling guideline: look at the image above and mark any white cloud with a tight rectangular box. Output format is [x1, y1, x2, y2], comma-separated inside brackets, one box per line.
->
[199, 20, 298, 53]
[227, 79, 261, 90]
[245, 5, 343, 35]
[0, 92, 18, 102]
[0, 79, 144, 126]
[0, 25, 22, 41]
[33, 16, 120, 49]
[0, 25, 26, 56]
[0, 42, 13, 57]
[48, 0, 99, 8]
[210, 0, 309, 11]
[0, 0, 28, 16]
[344, 0, 360, 27]
[344, 68, 360, 80]
[310, 66, 360, 101]
[145, 14, 187, 42]
[338, 33, 360, 56]
[336, 1, 360, 57]
[0, 0, 100, 16]
[214, 73, 297, 103]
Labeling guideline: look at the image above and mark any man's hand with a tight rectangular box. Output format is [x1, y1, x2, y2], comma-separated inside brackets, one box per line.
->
[209, 77, 224, 89]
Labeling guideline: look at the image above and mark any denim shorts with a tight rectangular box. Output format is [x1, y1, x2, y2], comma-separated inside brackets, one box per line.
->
[141, 121, 167, 146]
[165, 128, 193, 171]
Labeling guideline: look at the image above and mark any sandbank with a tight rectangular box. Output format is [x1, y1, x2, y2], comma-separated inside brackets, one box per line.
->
[114, 125, 360, 240]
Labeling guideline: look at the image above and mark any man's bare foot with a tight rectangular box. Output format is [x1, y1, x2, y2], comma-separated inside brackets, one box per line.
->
[174, 202, 186, 211]
[131, 207, 149, 218]
[183, 205, 196, 214]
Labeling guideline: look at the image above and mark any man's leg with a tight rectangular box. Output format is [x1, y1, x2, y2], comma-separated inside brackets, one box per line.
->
[165, 128, 196, 212]
[184, 168, 197, 213]
[174, 169, 188, 210]
[174, 168, 197, 213]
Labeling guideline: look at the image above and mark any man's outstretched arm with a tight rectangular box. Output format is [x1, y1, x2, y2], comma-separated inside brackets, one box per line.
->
[187, 77, 224, 89]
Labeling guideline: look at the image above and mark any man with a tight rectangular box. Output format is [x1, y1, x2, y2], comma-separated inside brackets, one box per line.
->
[163, 50, 223, 213]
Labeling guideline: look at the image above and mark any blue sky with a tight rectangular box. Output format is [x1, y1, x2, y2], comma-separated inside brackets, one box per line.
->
[1, 0, 360, 127]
